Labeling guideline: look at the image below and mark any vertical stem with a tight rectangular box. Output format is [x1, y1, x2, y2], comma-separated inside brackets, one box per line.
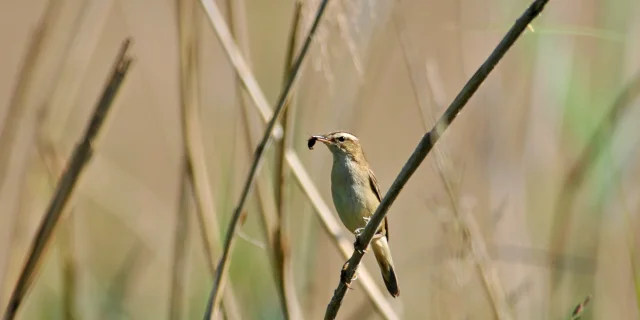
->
[177, 0, 242, 319]
[169, 161, 191, 320]
[274, 2, 304, 319]
[0, 0, 61, 193]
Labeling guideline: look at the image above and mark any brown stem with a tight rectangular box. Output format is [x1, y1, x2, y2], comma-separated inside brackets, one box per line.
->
[2, 39, 134, 320]
[324, 1, 550, 318]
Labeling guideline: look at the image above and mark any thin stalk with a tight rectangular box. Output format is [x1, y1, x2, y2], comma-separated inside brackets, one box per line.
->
[226, 2, 304, 315]
[200, 0, 331, 318]
[0, 0, 61, 195]
[169, 162, 191, 320]
[324, 1, 550, 318]
[0, 0, 63, 296]
[225, 0, 290, 316]
[34, 117, 78, 320]
[275, 2, 303, 213]
[393, 3, 512, 319]
[549, 72, 640, 287]
[198, 0, 284, 140]
[100, 243, 147, 318]
[1, 39, 133, 320]
[3, 0, 113, 310]
[618, 185, 640, 316]
[237, 86, 294, 319]
[568, 294, 591, 320]
[274, 3, 304, 319]
[177, 1, 242, 319]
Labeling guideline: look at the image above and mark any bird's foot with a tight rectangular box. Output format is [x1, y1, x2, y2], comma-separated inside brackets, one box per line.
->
[353, 234, 367, 254]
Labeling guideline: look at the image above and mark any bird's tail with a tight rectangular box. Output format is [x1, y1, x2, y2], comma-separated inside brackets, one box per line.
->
[371, 236, 400, 297]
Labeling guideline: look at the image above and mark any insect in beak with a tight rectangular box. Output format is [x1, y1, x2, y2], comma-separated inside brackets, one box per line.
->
[308, 135, 330, 150]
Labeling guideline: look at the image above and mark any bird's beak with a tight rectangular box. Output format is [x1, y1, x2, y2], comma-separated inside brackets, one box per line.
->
[308, 135, 331, 150]
[312, 135, 331, 144]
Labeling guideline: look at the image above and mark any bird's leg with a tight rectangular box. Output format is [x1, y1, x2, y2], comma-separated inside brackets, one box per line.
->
[353, 216, 374, 254]
[353, 232, 366, 254]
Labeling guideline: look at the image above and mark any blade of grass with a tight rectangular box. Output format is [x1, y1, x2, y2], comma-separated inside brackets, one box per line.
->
[0, 0, 63, 298]
[40, 0, 114, 142]
[34, 113, 78, 320]
[568, 294, 591, 320]
[197, 0, 283, 140]
[617, 182, 640, 315]
[2, 0, 112, 311]
[177, 1, 242, 319]
[392, 3, 513, 319]
[324, 1, 550, 318]
[200, 0, 331, 317]
[549, 72, 640, 288]
[169, 162, 191, 320]
[273, 2, 304, 319]
[237, 85, 295, 319]
[1, 39, 134, 320]
[0, 0, 61, 196]
[100, 243, 148, 319]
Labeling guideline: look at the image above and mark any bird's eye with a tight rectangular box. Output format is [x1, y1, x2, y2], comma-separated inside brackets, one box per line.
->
[337, 136, 345, 142]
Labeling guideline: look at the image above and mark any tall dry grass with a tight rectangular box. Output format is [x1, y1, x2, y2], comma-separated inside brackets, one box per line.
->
[0, 0, 639, 319]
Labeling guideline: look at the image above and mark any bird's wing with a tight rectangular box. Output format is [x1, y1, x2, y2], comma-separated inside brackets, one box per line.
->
[368, 168, 389, 241]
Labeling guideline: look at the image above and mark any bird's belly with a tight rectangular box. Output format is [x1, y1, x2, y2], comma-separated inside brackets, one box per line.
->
[331, 183, 371, 233]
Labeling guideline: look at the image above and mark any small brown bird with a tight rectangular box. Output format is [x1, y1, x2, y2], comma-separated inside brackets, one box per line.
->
[309, 131, 399, 297]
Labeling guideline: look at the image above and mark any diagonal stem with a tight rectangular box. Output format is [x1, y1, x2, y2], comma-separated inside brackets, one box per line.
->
[392, 2, 513, 319]
[1, 39, 133, 320]
[226, 0, 303, 318]
[200, 0, 331, 318]
[177, 0, 242, 318]
[324, 1, 550, 318]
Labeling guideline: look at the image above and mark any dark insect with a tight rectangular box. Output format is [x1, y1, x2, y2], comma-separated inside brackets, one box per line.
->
[307, 136, 317, 150]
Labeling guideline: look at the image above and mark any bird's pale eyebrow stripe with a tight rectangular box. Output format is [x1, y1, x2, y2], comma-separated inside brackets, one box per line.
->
[339, 132, 358, 141]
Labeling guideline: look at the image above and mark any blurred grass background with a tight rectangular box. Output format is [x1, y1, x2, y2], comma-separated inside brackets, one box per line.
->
[0, 0, 639, 319]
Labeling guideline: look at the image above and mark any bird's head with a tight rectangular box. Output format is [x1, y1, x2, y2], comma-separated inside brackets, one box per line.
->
[309, 131, 364, 161]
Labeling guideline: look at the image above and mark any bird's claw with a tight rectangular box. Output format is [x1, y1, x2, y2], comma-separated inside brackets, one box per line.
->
[353, 236, 367, 254]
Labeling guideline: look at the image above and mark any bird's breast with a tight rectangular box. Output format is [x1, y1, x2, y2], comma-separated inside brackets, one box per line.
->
[330, 159, 376, 233]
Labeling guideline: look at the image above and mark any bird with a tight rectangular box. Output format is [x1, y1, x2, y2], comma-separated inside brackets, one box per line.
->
[309, 131, 399, 297]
